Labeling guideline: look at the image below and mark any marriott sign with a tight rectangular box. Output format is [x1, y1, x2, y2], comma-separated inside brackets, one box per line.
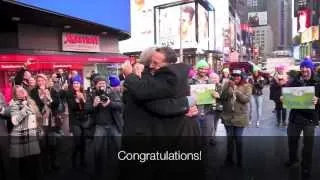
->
[62, 32, 101, 52]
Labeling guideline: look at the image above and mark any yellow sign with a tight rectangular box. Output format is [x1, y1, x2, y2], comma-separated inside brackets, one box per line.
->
[301, 27, 312, 43]
[312, 26, 319, 41]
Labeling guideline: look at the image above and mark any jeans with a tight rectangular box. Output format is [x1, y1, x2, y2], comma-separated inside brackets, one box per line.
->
[287, 122, 315, 171]
[94, 125, 121, 180]
[224, 125, 244, 164]
[250, 95, 263, 123]
[197, 112, 215, 139]
[275, 100, 286, 124]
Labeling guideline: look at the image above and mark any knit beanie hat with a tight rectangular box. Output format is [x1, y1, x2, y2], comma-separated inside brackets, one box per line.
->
[188, 69, 196, 78]
[93, 75, 107, 85]
[109, 76, 121, 87]
[196, 59, 209, 69]
[300, 58, 314, 70]
[71, 75, 83, 84]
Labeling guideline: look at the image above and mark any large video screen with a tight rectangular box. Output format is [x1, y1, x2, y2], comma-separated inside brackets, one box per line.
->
[17, 0, 130, 33]
[198, 4, 209, 50]
[158, 3, 197, 49]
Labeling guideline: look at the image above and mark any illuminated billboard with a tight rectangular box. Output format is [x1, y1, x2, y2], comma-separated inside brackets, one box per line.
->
[158, 3, 197, 49]
[198, 4, 209, 50]
[248, 11, 268, 26]
[17, 0, 130, 33]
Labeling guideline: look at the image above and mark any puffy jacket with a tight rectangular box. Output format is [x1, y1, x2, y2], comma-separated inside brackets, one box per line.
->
[220, 81, 252, 127]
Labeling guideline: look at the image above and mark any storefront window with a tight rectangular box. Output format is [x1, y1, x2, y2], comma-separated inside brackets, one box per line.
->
[96, 63, 121, 78]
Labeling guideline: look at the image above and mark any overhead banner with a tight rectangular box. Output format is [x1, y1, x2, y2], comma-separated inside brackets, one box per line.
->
[62, 32, 101, 52]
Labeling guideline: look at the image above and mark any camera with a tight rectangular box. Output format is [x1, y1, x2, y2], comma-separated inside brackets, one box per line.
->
[56, 73, 62, 79]
[96, 88, 110, 103]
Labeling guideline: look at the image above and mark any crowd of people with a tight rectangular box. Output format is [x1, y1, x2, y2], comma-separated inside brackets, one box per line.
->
[0, 46, 319, 180]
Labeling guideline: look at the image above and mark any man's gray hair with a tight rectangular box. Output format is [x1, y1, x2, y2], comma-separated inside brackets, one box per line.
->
[139, 47, 156, 66]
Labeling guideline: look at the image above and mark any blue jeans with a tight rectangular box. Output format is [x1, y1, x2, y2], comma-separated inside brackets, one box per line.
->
[250, 95, 263, 123]
[197, 112, 215, 137]
[224, 125, 244, 163]
[94, 125, 121, 179]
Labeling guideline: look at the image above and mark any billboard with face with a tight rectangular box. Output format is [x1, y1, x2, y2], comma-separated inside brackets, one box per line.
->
[198, 4, 209, 50]
[158, 3, 197, 49]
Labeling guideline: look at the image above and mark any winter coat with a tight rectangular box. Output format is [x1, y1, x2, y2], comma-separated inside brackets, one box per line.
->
[121, 63, 202, 180]
[65, 90, 86, 127]
[85, 88, 124, 134]
[249, 75, 265, 96]
[9, 100, 41, 158]
[123, 63, 197, 137]
[30, 87, 60, 128]
[220, 81, 252, 127]
[0, 93, 10, 136]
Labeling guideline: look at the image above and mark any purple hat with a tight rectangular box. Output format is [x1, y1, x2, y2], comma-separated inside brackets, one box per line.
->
[71, 75, 83, 84]
[109, 76, 120, 87]
[300, 58, 314, 70]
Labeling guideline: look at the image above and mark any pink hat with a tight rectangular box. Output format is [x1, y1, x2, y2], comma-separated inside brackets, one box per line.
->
[188, 69, 196, 78]
[275, 64, 285, 72]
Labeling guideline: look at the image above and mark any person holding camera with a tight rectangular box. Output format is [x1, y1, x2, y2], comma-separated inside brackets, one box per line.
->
[85, 75, 123, 180]
[9, 86, 43, 180]
[220, 69, 252, 168]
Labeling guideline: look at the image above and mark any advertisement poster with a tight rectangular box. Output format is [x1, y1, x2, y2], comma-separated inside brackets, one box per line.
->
[282, 86, 315, 109]
[248, 11, 268, 26]
[159, 3, 196, 49]
[297, 8, 311, 33]
[190, 84, 216, 105]
[198, 5, 209, 50]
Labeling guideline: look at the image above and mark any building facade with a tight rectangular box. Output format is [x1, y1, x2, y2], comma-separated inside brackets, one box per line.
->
[292, 0, 320, 62]
[252, 25, 274, 58]
[0, 1, 130, 90]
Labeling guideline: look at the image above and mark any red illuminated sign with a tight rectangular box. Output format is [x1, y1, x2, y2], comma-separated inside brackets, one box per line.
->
[62, 32, 101, 52]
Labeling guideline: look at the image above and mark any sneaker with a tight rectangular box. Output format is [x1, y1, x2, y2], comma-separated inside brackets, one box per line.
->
[284, 161, 300, 168]
[282, 122, 287, 127]
[256, 121, 260, 128]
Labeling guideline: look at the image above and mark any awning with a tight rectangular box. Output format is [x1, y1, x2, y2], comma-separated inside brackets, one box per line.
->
[0, 53, 129, 70]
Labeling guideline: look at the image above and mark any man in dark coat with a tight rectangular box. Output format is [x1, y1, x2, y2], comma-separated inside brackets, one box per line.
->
[0, 92, 10, 180]
[85, 75, 123, 180]
[120, 47, 203, 180]
[284, 58, 320, 179]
